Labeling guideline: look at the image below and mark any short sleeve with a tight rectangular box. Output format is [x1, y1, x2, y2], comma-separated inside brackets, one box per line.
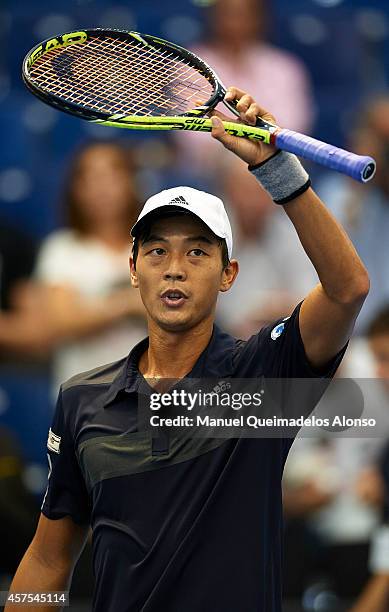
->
[236, 301, 348, 443]
[259, 301, 347, 379]
[41, 387, 91, 525]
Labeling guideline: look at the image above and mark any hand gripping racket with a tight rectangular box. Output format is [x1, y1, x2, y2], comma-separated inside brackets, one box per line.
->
[22, 28, 376, 183]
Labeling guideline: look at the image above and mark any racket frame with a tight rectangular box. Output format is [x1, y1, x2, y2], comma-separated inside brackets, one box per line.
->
[22, 28, 375, 182]
[22, 28, 227, 123]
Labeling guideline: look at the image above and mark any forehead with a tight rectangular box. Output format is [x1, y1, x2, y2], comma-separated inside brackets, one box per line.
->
[145, 214, 218, 241]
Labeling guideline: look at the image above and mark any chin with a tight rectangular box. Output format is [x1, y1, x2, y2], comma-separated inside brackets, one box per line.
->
[158, 319, 194, 333]
[153, 312, 199, 333]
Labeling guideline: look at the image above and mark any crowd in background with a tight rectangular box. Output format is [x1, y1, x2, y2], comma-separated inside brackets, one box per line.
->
[1, 0, 389, 610]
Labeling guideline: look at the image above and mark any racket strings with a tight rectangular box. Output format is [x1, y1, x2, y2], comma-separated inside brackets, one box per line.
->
[28, 35, 214, 117]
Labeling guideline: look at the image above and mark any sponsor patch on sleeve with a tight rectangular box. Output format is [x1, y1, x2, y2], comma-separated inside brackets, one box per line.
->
[47, 428, 61, 454]
[271, 322, 285, 340]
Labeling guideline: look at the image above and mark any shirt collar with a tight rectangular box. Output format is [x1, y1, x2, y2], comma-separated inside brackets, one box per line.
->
[103, 325, 235, 407]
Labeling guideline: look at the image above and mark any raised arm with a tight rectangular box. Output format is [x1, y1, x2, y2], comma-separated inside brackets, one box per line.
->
[210, 87, 369, 368]
[282, 188, 368, 367]
[5, 514, 89, 612]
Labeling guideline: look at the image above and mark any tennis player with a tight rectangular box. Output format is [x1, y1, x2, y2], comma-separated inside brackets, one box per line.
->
[6, 88, 369, 612]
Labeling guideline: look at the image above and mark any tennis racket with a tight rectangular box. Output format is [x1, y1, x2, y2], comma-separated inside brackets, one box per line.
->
[22, 28, 375, 183]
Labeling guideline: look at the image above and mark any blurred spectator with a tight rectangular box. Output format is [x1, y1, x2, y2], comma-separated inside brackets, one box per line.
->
[216, 160, 316, 337]
[283, 434, 383, 601]
[0, 427, 39, 577]
[283, 308, 389, 603]
[177, 0, 314, 183]
[0, 220, 36, 312]
[197, 0, 314, 131]
[317, 95, 389, 334]
[31, 141, 147, 392]
[1, 143, 147, 372]
[351, 306, 389, 612]
[172, 0, 316, 335]
[0, 291, 51, 359]
[0, 423, 94, 599]
[0, 219, 44, 360]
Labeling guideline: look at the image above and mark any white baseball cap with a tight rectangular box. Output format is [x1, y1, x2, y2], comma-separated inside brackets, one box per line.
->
[131, 186, 233, 259]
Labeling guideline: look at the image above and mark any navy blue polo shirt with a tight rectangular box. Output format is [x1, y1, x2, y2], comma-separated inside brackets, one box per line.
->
[42, 302, 346, 612]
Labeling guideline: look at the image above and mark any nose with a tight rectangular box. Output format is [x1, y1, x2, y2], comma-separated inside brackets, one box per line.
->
[163, 255, 187, 282]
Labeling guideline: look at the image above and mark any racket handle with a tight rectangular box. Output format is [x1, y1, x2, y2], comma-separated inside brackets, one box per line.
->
[274, 128, 376, 183]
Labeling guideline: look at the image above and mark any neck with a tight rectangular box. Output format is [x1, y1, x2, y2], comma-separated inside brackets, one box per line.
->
[139, 317, 214, 381]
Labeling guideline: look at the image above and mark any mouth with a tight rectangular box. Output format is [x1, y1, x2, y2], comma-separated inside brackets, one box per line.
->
[160, 289, 188, 308]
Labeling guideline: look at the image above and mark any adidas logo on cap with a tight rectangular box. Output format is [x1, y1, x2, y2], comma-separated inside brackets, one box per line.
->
[168, 195, 189, 206]
[131, 186, 233, 259]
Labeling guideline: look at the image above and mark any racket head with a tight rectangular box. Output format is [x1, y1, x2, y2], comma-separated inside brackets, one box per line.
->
[22, 29, 226, 124]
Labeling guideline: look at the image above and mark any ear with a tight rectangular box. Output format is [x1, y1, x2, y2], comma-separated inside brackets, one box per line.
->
[129, 255, 139, 288]
[219, 259, 239, 293]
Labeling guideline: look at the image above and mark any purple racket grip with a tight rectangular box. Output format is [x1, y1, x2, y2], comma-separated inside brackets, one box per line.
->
[274, 128, 376, 183]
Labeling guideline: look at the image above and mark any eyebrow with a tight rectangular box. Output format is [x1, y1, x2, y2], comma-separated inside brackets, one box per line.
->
[141, 235, 168, 245]
[185, 235, 215, 246]
[141, 234, 216, 247]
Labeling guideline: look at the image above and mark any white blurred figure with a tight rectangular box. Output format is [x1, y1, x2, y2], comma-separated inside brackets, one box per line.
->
[34, 142, 147, 393]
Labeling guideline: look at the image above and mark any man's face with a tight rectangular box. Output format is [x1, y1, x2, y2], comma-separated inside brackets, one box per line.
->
[130, 215, 238, 332]
[369, 333, 389, 393]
